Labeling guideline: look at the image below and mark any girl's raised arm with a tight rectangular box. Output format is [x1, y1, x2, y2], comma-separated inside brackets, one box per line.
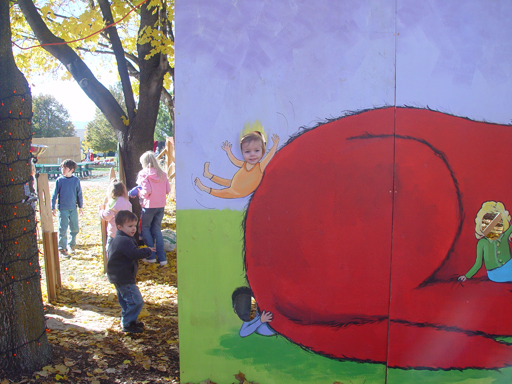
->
[260, 134, 280, 172]
[222, 140, 244, 167]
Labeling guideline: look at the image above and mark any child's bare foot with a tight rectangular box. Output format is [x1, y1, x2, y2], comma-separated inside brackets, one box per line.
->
[194, 177, 211, 193]
[203, 162, 213, 179]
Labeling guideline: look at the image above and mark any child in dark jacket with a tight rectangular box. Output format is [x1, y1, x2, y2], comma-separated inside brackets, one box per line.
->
[107, 210, 154, 333]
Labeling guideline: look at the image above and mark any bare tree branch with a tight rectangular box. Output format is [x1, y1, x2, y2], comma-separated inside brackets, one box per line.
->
[75, 47, 140, 78]
[76, 47, 113, 55]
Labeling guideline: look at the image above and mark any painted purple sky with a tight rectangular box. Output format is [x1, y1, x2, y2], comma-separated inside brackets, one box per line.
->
[176, 0, 512, 210]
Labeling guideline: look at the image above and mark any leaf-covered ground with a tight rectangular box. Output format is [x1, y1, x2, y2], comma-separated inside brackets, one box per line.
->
[8, 173, 180, 384]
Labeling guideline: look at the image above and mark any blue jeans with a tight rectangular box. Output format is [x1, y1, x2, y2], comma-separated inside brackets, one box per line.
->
[106, 236, 114, 254]
[114, 284, 144, 327]
[58, 209, 79, 250]
[140, 207, 166, 263]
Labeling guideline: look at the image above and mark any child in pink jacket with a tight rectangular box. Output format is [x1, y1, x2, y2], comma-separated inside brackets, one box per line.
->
[99, 179, 132, 252]
[131, 151, 170, 266]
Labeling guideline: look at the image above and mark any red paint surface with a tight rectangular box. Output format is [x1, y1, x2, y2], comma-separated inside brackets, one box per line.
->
[244, 107, 512, 369]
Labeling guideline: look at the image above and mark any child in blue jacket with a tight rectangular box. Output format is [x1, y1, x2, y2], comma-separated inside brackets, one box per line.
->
[51, 159, 83, 258]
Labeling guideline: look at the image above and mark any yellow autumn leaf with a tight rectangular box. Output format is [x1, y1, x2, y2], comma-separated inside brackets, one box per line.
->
[64, 357, 76, 367]
[121, 115, 129, 126]
[138, 308, 150, 318]
[55, 364, 69, 374]
[40, 5, 51, 16]
[35, 170, 178, 382]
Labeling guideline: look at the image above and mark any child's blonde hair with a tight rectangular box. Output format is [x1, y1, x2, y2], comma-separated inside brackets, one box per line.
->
[140, 151, 166, 180]
[474, 201, 511, 240]
[107, 179, 127, 200]
[240, 131, 266, 154]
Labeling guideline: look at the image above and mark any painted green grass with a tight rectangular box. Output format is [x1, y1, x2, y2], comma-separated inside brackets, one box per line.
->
[177, 209, 512, 384]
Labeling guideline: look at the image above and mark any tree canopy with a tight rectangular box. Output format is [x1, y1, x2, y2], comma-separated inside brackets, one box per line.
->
[84, 110, 117, 153]
[10, 0, 175, 195]
[32, 94, 75, 138]
[11, 0, 175, 113]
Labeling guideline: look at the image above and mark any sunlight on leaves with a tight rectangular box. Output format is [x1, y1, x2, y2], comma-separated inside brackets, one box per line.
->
[36, 175, 179, 383]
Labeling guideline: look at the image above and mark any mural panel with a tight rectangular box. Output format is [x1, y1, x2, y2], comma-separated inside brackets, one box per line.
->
[245, 108, 395, 365]
[176, 0, 512, 383]
[388, 109, 512, 371]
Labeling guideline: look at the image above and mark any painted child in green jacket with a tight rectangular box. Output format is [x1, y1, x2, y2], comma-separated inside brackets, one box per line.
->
[459, 201, 512, 283]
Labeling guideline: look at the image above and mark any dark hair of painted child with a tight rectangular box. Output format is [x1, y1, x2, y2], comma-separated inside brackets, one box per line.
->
[240, 131, 266, 154]
[115, 210, 138, 227]
[60, 159, 77, 172]
[232, 286, 256, 322]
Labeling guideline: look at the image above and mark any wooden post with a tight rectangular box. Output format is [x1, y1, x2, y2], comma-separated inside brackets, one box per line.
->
[165, 137, 176, 199]
[36, 173, 60, 302]
[156, 147, 167, 160]
[52, 232, 61, 287]
[100, 168, 117, 273]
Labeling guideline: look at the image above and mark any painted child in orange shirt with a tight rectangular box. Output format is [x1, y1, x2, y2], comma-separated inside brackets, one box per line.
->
[195, 131, 279, 199]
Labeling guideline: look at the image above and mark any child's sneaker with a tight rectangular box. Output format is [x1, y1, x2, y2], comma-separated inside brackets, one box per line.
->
[120, 319, 145, 328]
[69, 246, 76, 255]
[141, 258, 156, 264]
[59, 249, 70, 259]
[159, 260, 168, 266]
[122, 321, 144, 333]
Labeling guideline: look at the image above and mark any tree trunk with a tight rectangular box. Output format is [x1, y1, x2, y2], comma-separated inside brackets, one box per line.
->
[0, 0, 52, 377]
[119, 1, 167, 218]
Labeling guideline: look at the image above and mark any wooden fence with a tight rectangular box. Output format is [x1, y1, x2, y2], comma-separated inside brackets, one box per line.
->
[32, 137, 81, 164]
[36, 173, 61, 302]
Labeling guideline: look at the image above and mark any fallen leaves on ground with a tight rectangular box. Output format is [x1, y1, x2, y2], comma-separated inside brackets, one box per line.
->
[13, 174, 180, 384]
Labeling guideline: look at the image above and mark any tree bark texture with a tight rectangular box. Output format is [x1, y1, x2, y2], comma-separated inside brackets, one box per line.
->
[0, 0, 52, 376]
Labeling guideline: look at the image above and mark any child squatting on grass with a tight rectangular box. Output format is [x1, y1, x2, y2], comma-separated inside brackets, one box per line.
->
[107, 210, 155, 333]
[51, 159, 83, 259]
[232, 286, 276, 337]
